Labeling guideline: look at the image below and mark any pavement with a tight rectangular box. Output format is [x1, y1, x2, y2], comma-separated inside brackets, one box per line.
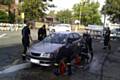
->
[0, 30, 120, 80]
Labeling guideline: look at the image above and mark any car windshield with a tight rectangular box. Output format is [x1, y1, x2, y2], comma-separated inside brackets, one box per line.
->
[42, 33, 67, 44]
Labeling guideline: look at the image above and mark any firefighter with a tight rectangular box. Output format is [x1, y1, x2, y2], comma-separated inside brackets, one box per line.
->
[103, 27, 111, 49]
[77, 33, 93, 66]
[38, 24, 47, 41]
[21, 22, 33, 60]
[63, 39, 73, 76]
[54, 38, 73, 76]
[85, 33, 93, 61]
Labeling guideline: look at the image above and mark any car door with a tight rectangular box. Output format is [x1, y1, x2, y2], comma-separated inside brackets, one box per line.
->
[72, 33, 81, 55]
[73, 33, 81, 41]
[67, 33, 74, 44]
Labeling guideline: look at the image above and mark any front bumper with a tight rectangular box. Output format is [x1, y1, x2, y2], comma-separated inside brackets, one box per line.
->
[26, 55, 54, 66]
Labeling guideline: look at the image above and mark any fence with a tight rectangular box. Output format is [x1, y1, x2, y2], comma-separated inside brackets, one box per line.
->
[0, 23, 26, 31]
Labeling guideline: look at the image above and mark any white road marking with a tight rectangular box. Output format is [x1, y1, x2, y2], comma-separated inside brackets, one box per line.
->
[0, 33, 7, 38]
[0, 63, 31, 74]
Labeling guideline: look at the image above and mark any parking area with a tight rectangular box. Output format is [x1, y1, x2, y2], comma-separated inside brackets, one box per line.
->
[0, 30, 120, 80]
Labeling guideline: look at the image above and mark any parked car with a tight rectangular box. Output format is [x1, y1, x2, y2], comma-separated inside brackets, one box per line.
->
[49, 24, 72, 32]
[26, 32, 81, 66]
[110, 28, 120, 39]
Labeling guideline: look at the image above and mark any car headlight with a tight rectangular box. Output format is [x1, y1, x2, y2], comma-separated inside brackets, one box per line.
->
[50, 53, 54, 58]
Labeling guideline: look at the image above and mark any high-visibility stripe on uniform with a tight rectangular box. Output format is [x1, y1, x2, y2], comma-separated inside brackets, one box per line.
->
[54, 63, 59, 66]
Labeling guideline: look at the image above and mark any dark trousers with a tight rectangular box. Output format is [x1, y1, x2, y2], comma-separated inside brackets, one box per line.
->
[67, 64, 72, 76]
[66, 59, 72, 76]
[22, 38, 30, 54]
[104, 37, 110, 46]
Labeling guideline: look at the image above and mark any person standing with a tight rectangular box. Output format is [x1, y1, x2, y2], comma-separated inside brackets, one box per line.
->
[38, 27, 43, 41]
[42, 24, 47, 38]
[103, 27, 111, 49]
[38, 24, 47, 41]
[22, 22, 32, 60]
[86, 33, 93, 60]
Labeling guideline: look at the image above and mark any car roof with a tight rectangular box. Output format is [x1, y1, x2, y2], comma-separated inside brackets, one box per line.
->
[55, 24, 71, 27]
[53, 31, 79, 35]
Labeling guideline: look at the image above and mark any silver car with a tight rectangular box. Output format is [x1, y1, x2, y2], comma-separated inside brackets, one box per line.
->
[26, 32, 81, 66]
[110, 28, 120, 39]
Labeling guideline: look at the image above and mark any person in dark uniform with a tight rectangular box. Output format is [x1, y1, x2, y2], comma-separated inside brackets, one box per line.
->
[103, 27, 111, 49]
[85, 33, 93, 60]
[22, 22, 32, 59]
[55, 39, 73, 76]
[77, 34, 89, 66]
[83, 33, 93, 52]
[78, 33, 93, 66]
[38, 24, 47, 41]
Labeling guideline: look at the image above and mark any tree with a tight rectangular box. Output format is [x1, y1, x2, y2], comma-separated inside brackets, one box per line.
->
[56, 9, 72, 23]
[0, 0, 15, 23]
[101, 0, 120, 23]
[22, 0, 47, 21]
[0, 11, 8, 22]
[73, 2, 102, 26]
[47, 10, 56, 17]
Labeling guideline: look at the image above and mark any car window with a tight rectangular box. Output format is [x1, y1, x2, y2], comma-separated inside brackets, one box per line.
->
[73, 33, 80, 39]
[42, 33, 67, 44]
[67, 34, 75, 43]
[68, 34, 74, 39]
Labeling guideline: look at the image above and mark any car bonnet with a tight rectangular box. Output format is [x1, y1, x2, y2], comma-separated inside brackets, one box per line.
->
[30, 42, 63, 54]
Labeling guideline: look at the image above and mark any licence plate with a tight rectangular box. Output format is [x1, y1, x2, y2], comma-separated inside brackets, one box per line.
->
[30, 59, 39, 64]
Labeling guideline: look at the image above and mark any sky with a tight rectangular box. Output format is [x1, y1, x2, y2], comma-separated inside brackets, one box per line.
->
[49, 0, 106, 11]
[48, 0, 106, 23]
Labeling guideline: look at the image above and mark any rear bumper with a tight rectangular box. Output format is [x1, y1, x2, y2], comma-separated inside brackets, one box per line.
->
[26, 55, 54, 66]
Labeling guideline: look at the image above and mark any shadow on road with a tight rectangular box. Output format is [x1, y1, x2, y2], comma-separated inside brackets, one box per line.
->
[0, 44, 23, 69]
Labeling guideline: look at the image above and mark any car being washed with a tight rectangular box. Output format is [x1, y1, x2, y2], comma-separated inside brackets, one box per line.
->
[26, 32, 81, 66]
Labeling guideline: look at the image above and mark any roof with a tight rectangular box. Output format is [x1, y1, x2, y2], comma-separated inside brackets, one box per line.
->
[87, 25, 103, 31]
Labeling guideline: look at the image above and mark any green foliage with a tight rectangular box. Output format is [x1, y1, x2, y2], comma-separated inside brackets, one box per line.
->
[22, 0, 47, 21]
[0, 0, 13, 5]
[47, 10, 56, 17]
[73, 2, 102, 25]
[0, 0, 15, 23]
[8, 11, 15, 23]
[0, 11, 8, 22]
[102, 0, 120, 23]
[55, 9, 72, 23]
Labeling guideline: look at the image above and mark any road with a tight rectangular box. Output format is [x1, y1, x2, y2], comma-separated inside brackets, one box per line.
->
[0, 30, 120, 80]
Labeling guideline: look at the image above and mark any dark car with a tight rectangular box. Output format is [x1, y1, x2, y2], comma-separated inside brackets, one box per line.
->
[26, 32, 81, 66]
